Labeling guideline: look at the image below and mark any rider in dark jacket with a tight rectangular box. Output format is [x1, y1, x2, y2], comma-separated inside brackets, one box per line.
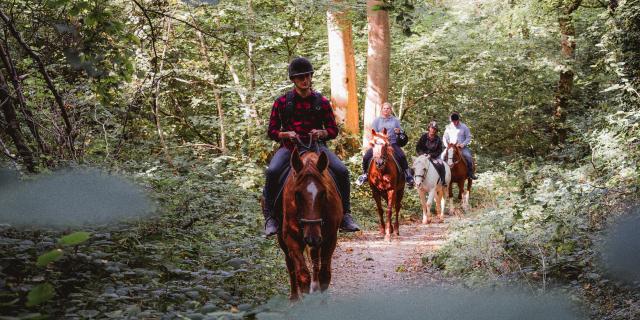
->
[415, 121, 447, 186]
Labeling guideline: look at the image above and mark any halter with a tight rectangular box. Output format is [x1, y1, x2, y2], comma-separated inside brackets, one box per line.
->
[413, 156, 430, 185]
[447, 146, 461, 167]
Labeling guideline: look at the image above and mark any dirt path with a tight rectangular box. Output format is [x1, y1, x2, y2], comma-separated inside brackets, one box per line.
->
[329, 217, 451, 296]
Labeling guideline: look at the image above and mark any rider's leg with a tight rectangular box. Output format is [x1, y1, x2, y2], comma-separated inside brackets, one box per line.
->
[461, 147, 477, 179]
[392, 144, 414, 186]
[433, 159, 447, 186]
[356, 148, 373, 186]
[262, 147, 291, 236]
[322, 147, 360, 232]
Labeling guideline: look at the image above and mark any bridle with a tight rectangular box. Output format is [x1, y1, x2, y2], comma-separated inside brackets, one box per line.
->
[447, 145, 461, 167]
[293, 168, 325, 227]
[373, 138, 389, 169]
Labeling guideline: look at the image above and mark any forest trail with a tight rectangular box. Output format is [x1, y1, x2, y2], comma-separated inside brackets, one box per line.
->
[328, 217, 452, 296]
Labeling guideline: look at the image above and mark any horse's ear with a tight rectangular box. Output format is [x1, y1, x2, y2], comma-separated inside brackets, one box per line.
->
[316, 151, 329, 173]
[371, 128, 376, 137]
[291, 147, 303, 173]
[382, 127, 387, 135]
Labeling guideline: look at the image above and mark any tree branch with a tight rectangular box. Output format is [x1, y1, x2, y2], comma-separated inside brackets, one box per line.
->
[0, 9, 75, 157]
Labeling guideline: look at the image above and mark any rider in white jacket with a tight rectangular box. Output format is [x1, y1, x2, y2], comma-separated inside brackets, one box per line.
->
[442, 112, 478, 180]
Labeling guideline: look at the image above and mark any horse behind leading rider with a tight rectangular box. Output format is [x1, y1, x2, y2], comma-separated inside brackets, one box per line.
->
[367, 128, 405, 241]
[444, 143, 472, 211]
[277, 147, 342, 300]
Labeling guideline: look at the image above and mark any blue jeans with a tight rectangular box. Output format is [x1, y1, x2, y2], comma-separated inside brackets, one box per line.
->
[461, 147, 474, 177]
[263, 146, 350, 215]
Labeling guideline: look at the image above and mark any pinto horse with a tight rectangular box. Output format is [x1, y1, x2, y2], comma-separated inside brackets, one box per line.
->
[413, 154, 451, 224]
[367, 128, 404, 240]
[277, 147, 342, 300]
[444, 143, 472, 211]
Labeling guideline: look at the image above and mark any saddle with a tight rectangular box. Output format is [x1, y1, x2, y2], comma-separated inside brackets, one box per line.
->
[429, 157, 447, 185]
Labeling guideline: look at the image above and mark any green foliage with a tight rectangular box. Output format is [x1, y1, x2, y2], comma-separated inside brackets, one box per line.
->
[36, 249, 64, 267]
[26, 283, 55, 307]
[59, 232, 91, 246]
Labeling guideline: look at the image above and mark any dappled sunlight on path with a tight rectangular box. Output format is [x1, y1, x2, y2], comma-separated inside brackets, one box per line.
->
[329, 218, 453, 295]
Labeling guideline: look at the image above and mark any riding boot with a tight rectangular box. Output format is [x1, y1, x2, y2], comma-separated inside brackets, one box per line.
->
[404, 168, 415, 187]
[467, 162, 478, 180]
[262, 186, 279, 237]
[340, 211, 360, 232]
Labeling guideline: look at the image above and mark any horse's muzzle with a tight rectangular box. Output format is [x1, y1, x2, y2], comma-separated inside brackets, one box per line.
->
[304, 235, 323, 247]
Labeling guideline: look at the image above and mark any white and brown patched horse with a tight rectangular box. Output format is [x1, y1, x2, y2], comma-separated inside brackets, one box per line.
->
[413, 154, 451, 223]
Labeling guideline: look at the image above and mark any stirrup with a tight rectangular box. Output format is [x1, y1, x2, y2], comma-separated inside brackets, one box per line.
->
[355, 174, 368, 186]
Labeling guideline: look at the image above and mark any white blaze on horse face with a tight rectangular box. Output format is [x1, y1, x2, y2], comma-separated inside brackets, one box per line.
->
[372, 137, 385, 159]
[306, 181, 319, 209]
[447, 147, 454, 166]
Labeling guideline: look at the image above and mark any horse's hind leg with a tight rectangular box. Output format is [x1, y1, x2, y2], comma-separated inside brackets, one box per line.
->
[319, 237, 337, 292]
[394, 189, 403, 236]
[310, 246, 321, 293]
[463, 179, 472, 212]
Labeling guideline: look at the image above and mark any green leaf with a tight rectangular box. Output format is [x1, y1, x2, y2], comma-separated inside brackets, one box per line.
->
[59, 232, 90, 246]
[36, 249, 64, 267]
[26, 283, 55, 307]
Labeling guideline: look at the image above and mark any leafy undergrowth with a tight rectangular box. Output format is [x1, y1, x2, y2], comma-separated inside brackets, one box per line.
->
[0, 155, 288, 319]
[428, 150, 640, 319]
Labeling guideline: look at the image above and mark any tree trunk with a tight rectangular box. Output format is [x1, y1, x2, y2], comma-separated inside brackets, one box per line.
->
[0, 42, 47, 154]
[552, 12, 578, 145]
[196, 31, 227, 154]
[327, 3, 359, 134]
[0, 74, 36, 172]
[151, 17, 174, 166]
[363, 0, 391, 147]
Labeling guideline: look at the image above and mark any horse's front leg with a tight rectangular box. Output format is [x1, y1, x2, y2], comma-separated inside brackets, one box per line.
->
[309, 246, 321, 293]
[418, 188, 430, 224]
[373, 191, 385, 236]
[385, 190, 395, 240]
[277, 235, 299, 301]
[286, 241, 311, 298]
[434, 187, 444, 222]
[319, 235, 337, 292]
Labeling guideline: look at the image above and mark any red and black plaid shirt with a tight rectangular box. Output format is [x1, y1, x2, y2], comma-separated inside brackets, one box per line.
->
[267, 90, 339, 150]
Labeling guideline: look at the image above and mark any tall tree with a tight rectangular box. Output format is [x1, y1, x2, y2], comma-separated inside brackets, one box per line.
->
[0, 73, 35, 172]
[327, 2, 359, 134]
[363, 0, 391, 147]
[552, 0, 583, 145]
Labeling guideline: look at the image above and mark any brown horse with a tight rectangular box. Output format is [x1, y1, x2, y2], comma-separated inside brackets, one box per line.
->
[277, 147, 342, 300]
[444, 143, 472, 212]
[367, 128, 405, 241]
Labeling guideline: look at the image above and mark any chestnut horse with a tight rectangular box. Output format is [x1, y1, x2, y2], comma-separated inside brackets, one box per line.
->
[444, 143, 472, 211]
[367, 128, 404, 241]
[277, 147, 342, 300]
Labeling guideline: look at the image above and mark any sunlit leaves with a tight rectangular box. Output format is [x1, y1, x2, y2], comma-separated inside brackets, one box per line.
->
[26, 283, 55, 307]
[59, 232, 91, 246]
[36, 249, 64, 267]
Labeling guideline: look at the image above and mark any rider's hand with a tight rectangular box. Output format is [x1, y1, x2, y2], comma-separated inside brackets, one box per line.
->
[310, 129, 327, 141]
[394, 128, 401, 134]
[456, 143, 464, 148]
[280, 131, 297, 140]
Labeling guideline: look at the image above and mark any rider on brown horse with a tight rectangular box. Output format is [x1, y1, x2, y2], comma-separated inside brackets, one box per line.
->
[416, 121, 447, 186]
[356, 102, 414, 187]
[262, 57, 360, 236]
[442, 112, 478, 180]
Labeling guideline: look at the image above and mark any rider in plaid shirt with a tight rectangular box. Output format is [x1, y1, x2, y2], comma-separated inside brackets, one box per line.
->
[261, 57, 360, 236]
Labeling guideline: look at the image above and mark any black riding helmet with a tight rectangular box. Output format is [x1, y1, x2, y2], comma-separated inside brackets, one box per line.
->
[450, 112, 460, 121]
[288, 57, 314, 79]
[428, 120, 438, 131]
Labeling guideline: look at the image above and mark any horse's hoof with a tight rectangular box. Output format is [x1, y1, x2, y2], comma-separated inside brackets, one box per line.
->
[422, 219, 428, 225]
